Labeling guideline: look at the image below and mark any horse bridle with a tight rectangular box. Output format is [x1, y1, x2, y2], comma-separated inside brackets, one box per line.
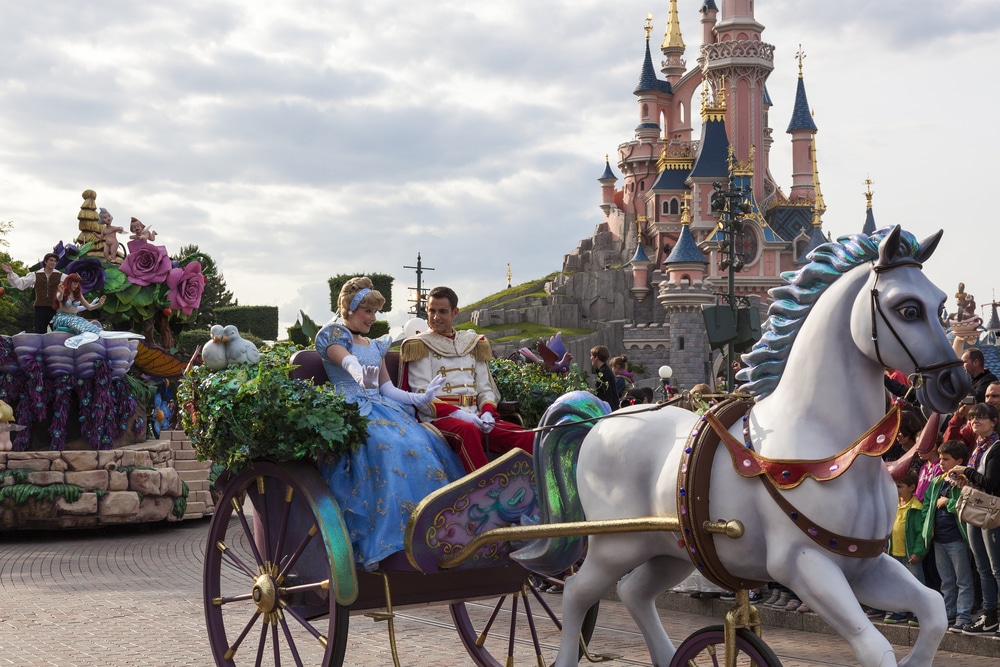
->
[869, 261, 963, 387]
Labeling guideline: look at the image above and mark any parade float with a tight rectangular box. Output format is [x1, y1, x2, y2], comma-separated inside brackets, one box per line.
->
[0, 190, 216, 529]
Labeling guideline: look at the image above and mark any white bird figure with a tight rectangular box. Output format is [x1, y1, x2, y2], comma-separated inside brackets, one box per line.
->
[223, 325, 260, 366]
[201, 324, 229, 371]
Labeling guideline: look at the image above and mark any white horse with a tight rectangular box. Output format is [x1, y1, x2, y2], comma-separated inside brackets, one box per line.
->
[516, 226, 970, 667]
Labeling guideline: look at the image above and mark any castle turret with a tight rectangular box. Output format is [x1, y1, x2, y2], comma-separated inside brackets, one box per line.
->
[599, 155, 618, 215]
[634, 14, 668, 143]
[787, 49, 818, 202]
[699, 0, 719, 50]
[629, 218, 653, 302]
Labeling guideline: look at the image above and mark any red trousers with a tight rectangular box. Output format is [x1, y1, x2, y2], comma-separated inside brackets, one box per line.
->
[432, 417, 534, 473]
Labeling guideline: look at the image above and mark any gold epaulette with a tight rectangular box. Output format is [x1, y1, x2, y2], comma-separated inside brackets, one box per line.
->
[473, 337, 493, 363]
[400, 339, 429, 363]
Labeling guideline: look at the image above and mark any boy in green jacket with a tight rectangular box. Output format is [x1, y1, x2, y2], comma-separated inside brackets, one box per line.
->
[919, 440, 974, 633]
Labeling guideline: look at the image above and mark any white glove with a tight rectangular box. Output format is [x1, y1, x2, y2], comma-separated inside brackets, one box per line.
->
[341, 354, 365, 385]
[449, 409, 484, 429]
[379, 373, 445, 406]
[479, 411, 495, 434]
[360, 365, 380, 389]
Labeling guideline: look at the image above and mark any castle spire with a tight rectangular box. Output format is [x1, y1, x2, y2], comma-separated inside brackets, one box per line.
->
[787, 46, 818, 201]
[810, 126, 826, 226]
[862, 177, 877, 235]
[660, 0, 687, 83]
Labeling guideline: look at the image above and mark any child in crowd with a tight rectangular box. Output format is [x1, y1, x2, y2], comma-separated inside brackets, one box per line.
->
[921, 440, 975, 632]
[884, 471, 926, 625]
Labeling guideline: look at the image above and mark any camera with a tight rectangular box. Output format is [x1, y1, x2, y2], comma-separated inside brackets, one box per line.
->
[961, 395, 976, 405]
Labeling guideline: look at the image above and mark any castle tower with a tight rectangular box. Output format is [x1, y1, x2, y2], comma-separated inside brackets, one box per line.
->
[699, 1, 718, 54]
[701, 0, 774, 204]
[599, 156, 618, 215]
[659, 198, 714, 389]
[787, 49, 818, 202]
[629, 218, 653, 302]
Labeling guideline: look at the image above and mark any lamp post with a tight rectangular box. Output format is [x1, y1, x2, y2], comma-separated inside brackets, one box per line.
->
[658, 365, 675, 398]
[710, 178, 751, 391]
[403, 253, 434, 319]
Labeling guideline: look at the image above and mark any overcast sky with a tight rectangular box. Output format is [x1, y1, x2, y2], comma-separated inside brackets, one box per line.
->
[2, 1, 998, 336]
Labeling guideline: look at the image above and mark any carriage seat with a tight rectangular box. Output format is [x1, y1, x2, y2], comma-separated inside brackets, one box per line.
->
[288, 348, 520, 422]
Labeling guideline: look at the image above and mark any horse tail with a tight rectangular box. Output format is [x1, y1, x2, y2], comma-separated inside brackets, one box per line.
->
[510, 390, 611, 576]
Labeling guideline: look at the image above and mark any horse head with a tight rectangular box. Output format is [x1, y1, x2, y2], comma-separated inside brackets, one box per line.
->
[852, 225, 970, 414]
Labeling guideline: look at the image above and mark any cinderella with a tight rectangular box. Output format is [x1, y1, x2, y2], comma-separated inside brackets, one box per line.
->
[315, 276, 465, 571]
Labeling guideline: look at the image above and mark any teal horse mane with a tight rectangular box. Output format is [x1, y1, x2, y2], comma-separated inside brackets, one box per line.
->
[739, 226, 922, 399]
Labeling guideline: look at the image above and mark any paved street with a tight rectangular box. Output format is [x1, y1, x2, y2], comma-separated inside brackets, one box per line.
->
[0, 519, 996, 666]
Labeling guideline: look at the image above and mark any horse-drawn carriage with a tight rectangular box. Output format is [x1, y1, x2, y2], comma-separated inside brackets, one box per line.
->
[200, 227, 970, 667]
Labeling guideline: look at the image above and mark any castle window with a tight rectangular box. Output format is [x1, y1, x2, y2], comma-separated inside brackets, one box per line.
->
[678, 337, 685, 351]
[642, 103, 649, 120]
[639, 180, 645, 191]
[662, 200, 670, 216]
[670, 198, 679, 215]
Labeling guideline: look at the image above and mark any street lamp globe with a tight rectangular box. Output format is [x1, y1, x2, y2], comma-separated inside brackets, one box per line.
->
[658, 365, 673, 381]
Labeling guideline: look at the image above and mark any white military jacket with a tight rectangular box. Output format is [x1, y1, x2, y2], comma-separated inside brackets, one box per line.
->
[400, 330, 499, 421]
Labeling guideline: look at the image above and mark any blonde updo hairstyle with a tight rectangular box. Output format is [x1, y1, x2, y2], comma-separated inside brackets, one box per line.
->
[338, 276, 386, 319]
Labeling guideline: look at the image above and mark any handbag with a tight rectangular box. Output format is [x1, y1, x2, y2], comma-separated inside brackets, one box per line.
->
[957, 485, 1000, 530]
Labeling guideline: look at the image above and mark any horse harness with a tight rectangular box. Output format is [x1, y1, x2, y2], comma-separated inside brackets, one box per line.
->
[676, 399, 901, 593]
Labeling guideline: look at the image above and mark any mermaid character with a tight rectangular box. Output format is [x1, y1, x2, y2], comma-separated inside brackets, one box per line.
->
[50, 273, 106, 335]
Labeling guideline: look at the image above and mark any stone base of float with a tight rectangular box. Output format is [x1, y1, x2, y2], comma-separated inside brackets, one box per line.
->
[0, 430, 215, 530]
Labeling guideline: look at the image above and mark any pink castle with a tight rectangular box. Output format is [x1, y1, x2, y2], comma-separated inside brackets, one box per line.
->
[555, 0, 831, 389]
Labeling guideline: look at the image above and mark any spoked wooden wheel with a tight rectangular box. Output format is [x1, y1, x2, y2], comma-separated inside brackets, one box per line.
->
[670, 625, 782, 667]
[204, 461, 356, 667]
[450, 572, 600, 667]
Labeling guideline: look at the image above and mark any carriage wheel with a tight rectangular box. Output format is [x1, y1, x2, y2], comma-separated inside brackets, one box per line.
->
[450, 572, 601, 667]
[204, 461, 353, 667]
[670, 625, 782, 667]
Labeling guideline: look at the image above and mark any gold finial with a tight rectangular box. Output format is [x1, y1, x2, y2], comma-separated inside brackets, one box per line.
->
[644, 12, 654, 41]
[730, 145, 755, 176]
[796, 44, 806, 78]
[811, 133, 826, 226]
[863, 177, 874, 210]
[681, 192, 692, 225]
[636, 216, 645, 238]
[661, 0, 685, 50]
[701, 79, 726, 121]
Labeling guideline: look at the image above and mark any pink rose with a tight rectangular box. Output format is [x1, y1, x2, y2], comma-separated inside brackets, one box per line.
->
[120, 239, 172, 286]
[166, 261, 206, 315]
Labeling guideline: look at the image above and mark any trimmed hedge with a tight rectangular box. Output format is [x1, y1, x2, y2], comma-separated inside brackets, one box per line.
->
[215, 305, 278, 340]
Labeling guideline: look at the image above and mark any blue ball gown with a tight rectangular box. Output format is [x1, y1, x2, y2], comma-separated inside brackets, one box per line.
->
[314, 323, 465, 571]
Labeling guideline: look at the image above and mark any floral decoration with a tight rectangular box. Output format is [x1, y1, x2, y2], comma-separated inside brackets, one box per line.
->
[166, 261, 206, 316]
[119, 239, 172, 287]
[64, 256, 106, 293]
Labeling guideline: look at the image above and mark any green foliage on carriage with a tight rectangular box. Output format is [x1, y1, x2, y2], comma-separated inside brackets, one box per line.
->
[488, 358, 590, 426]
[177, 342, 369, 470]
[215, 305, 279, 341]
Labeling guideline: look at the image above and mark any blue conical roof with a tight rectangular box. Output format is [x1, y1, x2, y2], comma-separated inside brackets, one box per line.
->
[690, 118, 730, 178]
[786, 76, 817, 133]
[635, 39, 672, 95]
[599, 158, 616, 181]
[988, 304, 1000, 332]
[630, 242, 651, 264]
[665, 225, 708, 264]
[701, 0, 719, 12]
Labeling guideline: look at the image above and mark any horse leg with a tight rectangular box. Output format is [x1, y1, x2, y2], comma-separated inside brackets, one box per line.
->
[851, 555, 946, 667]
[552, 535, 663, 667]
[616, 554, 692, 667]
[776, 549, 898, 667]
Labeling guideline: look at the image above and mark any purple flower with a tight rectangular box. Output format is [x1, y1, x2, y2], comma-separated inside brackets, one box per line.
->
[166, 261, 206, 315]
[52, 241, 80, 270]
[65, 257, 106, 294]
[120, 239, 171, 286]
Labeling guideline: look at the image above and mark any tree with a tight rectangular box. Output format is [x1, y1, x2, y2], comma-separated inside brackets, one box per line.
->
[172, 244, 236, 329]
[0, 221, 34, 335]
